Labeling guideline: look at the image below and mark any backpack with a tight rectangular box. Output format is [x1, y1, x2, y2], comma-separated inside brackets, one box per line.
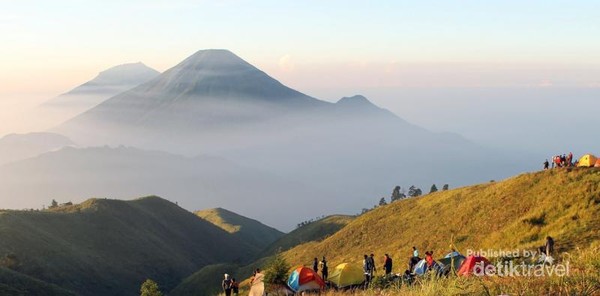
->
[223, 279, 232, 289]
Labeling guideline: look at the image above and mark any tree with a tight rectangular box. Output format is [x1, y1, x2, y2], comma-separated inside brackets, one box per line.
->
[264, 253, 290, 291]
[429, 184, 438, 194]
[49, 199, 58, 209]
[378, 197, 387, 206]
[391, 186, 406, 202]
[442, 184, 449, 191]
[140, 279, 162, 296]
[408, 186, 422, 197]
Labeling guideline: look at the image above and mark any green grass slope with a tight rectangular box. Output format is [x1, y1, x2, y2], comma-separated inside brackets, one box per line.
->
[282, 168, 600, 271]
[0, 196, 256, 296]
[171, 215, 354, 296]
[258, 215, 354, 258]
[0, 267, 75, 296]
[195, 208, 283, 253]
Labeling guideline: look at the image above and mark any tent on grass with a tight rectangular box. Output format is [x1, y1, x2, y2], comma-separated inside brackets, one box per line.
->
[577, 154, 597, 167]
[413, 259, 428, 275]
[287, 266, 325, 292]
[595, 158, 600, 167]
[329, 263, 364, 288]
[457, 255, 493, 276]
[438, 251, 466, 273]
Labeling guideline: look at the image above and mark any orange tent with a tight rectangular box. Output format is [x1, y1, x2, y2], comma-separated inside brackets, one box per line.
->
[457, 255, 493, 276]
[595, 158, 600, 167]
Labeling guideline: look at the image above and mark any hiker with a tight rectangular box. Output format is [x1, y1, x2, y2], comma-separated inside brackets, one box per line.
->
[313, 257, 319, 273]
[567, 152, 573, 166]
[543, 159, 549, 170]
[545, 236, 555, 256]
[222, 273, 233, 296]
[384, 254, 393, 275]
[561, 154, 567, 167]
[249, 269, 264, 296]
[320, 256, 329, 281]
[425, 251, 434, 269]
[231, 278, 239, 296]
[363, 254, 373, 288]
[409, 246, 420, 272]
[369, 253, 377, 275]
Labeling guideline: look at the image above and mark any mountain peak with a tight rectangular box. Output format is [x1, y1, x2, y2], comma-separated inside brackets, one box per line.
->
[91, 62, 160, 85]
[174, 49, 252, 72]
[336, 95, 374, 106]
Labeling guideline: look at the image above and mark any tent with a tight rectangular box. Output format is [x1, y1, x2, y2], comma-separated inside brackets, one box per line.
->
[413, 259, 428, 275]
[328, 263, 364, 288]
[595, 158, 600, 168]
[457, 255, 493, 276]
[287, 266, 325, 292]
[438, 252, 466, 272]
[577, 154, 597, 167]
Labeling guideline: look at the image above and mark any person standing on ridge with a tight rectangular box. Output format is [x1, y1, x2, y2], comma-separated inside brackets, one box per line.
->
[543, 159, 549, 170]
[384, 254, 393, 275]
[320, 256, 329, 281]
[222, 273, 233, 296]
[409, 246, 420, 271]
[313, 257, 319, 273]
[369, 253, 377, 275]
[363, 254, 373, 288]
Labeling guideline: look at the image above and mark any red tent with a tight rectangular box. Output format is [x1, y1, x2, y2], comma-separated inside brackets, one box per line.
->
[457, 255, 493, 276]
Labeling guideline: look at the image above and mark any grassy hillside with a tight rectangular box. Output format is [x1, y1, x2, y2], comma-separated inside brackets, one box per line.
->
[282, 168, 600, 271]
[0, 196, 256, 296]
[259, 215, 354, 257]
[0, 267, 75, 296]
[171, 215, 353, 296]
[195, 208, 283, 253]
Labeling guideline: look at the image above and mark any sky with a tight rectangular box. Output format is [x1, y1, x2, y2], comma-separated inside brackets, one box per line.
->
[1, 0, 600, 148]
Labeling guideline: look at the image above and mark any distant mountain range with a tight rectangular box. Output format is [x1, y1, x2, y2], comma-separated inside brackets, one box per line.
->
[0, 145, 322, 228]
[0, 132, 74, 165]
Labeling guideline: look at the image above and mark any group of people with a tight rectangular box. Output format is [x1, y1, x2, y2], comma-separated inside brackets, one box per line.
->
[221, 273, 240, 296]
[544, 152, 574, 169]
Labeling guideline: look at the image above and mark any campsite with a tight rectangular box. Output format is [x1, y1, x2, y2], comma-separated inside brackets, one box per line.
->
[197, 166, 600, 296]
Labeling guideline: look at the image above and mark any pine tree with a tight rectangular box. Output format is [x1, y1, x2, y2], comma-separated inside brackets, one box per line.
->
[429, 184, 438, 193]
[391, 186, 406, 202]
[140, 279, 162, 296]
[379, 197, 387, 206]
[264, 253, 290, 290]
[408, 185, 423, 197]
[50, 199, 58, 209]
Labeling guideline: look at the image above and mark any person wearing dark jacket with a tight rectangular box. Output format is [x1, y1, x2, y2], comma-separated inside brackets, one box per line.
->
[313, 257, 319, 273]
[384, 254, 393, 275]
[320, 256, 329, 281]
[222, 274, 233, 296]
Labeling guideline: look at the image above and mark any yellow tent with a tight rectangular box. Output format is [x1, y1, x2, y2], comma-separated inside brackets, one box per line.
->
[577, 154, 598, 167]
[328, 263, 364, 288]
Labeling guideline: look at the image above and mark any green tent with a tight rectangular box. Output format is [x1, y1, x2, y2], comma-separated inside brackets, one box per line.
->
[438, 251, 466, 273]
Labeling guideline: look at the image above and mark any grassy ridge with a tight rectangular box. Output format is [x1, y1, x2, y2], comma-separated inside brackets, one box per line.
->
[258, 215, 354, 257]
[0, 196, 256, 296]
[170, 215, 353, 296]
[282, 168, 600, 272]
[195, 208, 284, 253]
